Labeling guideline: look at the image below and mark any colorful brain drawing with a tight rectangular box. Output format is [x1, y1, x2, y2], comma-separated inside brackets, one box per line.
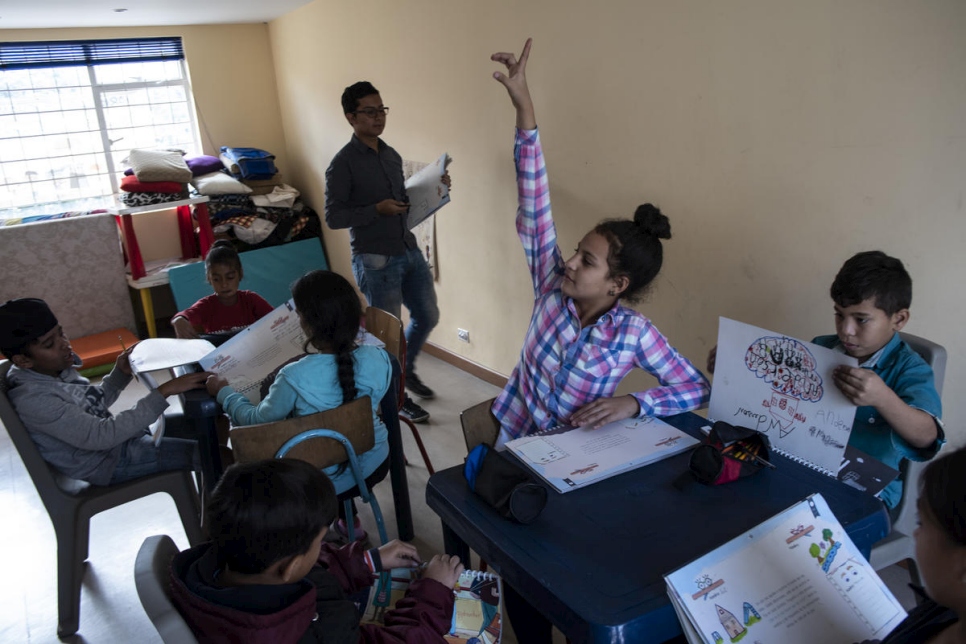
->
[744, 336, 823, 402]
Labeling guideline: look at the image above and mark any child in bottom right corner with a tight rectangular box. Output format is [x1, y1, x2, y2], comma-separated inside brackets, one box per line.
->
[811, 250, 943, 514]
[867, 445, 966, 644]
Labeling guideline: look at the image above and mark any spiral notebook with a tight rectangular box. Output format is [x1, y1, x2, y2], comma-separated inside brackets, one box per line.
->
[359, 567, 503, 643]
[505, 416, 701, 493]
[709, 317, 859, 477]
[664, 493, 907, 644]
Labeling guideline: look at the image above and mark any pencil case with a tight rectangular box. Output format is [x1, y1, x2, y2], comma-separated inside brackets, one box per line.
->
[689, 421, 772, 485]
[464, 443, 547, 524]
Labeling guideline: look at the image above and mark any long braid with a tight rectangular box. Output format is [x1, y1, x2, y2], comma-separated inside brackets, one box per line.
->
[334, 339, 357, 404]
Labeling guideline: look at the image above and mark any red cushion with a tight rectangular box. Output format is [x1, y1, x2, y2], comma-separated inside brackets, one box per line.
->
[120, 174, 185, 193]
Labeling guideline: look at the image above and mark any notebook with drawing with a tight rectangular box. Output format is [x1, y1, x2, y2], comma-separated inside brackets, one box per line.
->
[359, 567, 503, 643]
[505, 416, 701, 494]
[664, 493, 907, 644]
[709, 317, 859, 477]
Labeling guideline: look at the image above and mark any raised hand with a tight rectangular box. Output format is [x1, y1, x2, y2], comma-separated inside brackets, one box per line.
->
[491, 38, 536, 129]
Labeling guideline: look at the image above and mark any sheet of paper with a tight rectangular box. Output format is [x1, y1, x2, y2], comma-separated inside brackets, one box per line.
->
[405, 152, 451, 229]
[198, 300, 306, 404]
[665, 494, 907, 644]
[129, 338, 215, 374]
[196, 301, 384, 404]
[709, 317, 858, 474]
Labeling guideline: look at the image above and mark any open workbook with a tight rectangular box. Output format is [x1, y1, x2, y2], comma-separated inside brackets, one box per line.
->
[505, 416, 700, 493]
[359, 567, 503, 643]
[665, 493, 907, 644]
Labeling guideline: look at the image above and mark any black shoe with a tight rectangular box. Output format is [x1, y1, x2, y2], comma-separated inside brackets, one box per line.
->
[400, 396, 430, 423]
[406, 372, 435, 399]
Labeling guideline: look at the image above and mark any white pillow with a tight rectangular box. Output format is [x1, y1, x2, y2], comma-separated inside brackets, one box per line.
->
[128, 148, 192, 182]
[191, 171, 253, 196]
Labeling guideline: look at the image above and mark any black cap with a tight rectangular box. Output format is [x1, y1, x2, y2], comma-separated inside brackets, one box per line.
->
[0, 298, 59, 358]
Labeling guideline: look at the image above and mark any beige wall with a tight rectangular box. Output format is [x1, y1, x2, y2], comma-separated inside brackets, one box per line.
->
[0, 23, 288, 261]
[270, 0, 966, 444]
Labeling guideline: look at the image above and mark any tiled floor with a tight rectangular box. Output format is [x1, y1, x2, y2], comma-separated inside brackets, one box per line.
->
[0, 354, 917, 643]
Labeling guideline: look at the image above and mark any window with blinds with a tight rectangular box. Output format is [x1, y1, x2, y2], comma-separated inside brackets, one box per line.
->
[0, 37, 202, 219]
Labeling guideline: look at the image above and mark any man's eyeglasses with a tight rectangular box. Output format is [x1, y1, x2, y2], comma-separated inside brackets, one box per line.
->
[353, 106, 389, 118]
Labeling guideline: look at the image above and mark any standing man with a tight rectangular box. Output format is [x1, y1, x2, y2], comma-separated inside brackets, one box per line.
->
[325, 81, 446, 423]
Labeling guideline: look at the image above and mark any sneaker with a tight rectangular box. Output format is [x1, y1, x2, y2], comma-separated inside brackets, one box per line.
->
[406, 372, 435, 399]
[400, 396, 430, 423]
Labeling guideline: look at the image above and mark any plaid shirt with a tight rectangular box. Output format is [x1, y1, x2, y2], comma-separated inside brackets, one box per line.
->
[492, 128, 710, 440]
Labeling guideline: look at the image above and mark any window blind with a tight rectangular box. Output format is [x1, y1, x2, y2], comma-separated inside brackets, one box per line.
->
[0, 37, 184, 70]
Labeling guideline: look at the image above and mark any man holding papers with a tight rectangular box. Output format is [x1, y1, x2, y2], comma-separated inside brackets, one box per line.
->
[325, 81, 449, 423]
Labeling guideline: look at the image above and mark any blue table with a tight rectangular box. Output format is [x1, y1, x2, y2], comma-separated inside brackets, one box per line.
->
[425, 412, 890, 643]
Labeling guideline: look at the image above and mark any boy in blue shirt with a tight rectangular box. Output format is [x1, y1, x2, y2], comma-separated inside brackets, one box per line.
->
[707, 251, 943, 512]
[811, 250, 943, 511]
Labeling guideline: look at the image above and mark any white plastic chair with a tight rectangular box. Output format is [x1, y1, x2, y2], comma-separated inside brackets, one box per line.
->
[868, 332, 947, 586]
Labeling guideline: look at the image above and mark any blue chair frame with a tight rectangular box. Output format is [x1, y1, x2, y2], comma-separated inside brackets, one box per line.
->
[276, 428, 389, 545]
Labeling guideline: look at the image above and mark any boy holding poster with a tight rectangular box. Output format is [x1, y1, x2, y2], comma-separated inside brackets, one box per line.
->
[708, 251, 943, 510]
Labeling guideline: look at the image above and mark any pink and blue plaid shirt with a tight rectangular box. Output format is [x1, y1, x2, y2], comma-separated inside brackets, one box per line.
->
[492, 128, 711, 440]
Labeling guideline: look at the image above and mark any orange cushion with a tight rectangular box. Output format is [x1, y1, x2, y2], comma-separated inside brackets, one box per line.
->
[72, 328, 139, 369]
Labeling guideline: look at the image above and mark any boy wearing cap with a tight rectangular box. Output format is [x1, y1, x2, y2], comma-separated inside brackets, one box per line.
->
[0, 298, 210, 486]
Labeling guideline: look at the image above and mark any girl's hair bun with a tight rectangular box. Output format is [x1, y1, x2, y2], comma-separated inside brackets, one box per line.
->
[633, 203, 671, 240]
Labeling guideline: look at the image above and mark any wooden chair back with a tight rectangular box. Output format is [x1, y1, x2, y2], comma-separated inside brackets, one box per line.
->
[230, 396, 374, 468]
[459, 397, 501, 454]
[365, 306, 404, 369]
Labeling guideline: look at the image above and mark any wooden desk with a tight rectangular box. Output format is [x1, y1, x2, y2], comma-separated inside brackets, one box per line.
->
[426, 412, 890, 643]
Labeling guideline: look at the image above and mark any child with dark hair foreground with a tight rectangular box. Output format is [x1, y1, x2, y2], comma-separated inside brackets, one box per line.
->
[811, 251, 943, 511]
[172, 239, 273, 341]
[489, 38, 710, 450]
[170, 459, 463, 643]
[706, 251, 943, 511]
[868, 446, 966, 644]
[0, 298, 210, 485]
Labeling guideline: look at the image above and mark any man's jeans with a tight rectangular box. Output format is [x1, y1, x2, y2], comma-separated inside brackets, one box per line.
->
[352, 248, 439, 375]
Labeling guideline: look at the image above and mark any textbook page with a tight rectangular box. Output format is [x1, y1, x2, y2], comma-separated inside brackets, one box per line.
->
[665, 494, 907, 644]
[405, 152, 451, 229]
[198, 300, 305, 404]
[709, 317, 858, 475]
[506, 416, 700, 493]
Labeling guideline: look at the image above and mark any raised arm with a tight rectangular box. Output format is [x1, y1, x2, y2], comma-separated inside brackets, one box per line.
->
[493, 39, 563, 295]
[491, 38, 536, 130]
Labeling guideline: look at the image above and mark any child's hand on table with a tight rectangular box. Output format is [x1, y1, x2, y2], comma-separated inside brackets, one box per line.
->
[378, 540, 422, 569]
[205, 374, 229, 397]
[423, 554, 464, 588]
[158, 371, 212, 397]
[172, 316, 200, 339]
[570, 395, 640, 429]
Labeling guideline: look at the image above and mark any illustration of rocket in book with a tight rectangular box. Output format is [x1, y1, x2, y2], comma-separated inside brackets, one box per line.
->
[715, 604, 746, 641]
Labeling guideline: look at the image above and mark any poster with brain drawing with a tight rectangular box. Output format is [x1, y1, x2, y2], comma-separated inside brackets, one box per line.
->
[709, 317, 858, 474]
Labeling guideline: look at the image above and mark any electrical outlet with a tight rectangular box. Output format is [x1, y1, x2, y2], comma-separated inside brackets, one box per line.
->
[457, 328, 470, 343]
